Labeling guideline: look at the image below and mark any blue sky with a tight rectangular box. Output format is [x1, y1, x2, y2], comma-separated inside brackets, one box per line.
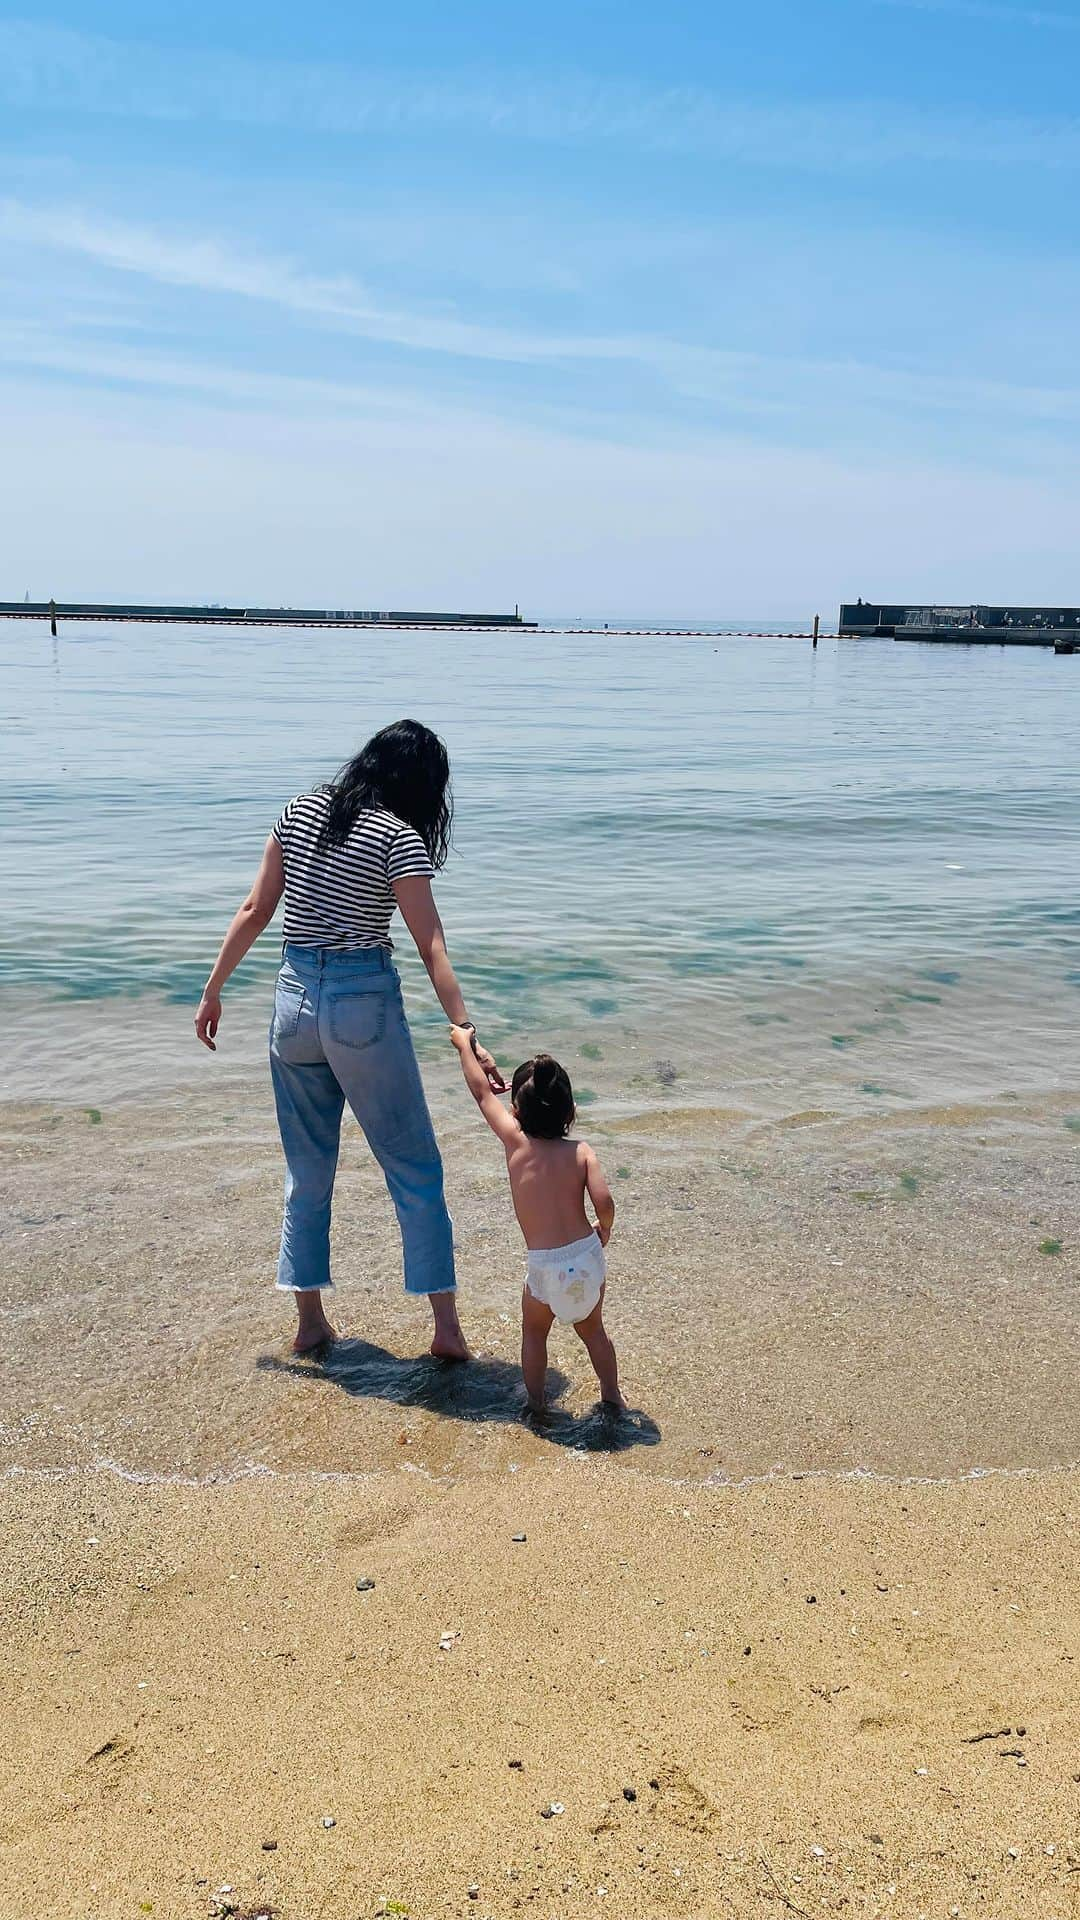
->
[3, 1, 1080, 618]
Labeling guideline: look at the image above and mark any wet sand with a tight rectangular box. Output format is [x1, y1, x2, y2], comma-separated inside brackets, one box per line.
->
[3, 1071, 1079, 1482]
[3, 1073, 1080, 1915]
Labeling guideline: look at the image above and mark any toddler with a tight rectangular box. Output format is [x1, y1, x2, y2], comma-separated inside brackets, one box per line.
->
[449, 1026, 623, 1412]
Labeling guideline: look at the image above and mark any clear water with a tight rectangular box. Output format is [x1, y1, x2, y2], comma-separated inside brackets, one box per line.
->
[2, 618, 1078, 1107]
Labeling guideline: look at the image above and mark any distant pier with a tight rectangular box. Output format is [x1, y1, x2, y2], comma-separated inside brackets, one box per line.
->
[840, 601, 1079, 647]
[0, 600, 536, 632]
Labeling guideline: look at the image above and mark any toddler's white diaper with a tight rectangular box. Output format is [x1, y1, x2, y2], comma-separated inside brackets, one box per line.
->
[525, 1231, 606, 1324]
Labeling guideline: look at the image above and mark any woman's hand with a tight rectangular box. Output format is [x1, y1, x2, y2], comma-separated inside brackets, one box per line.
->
[194, 838, 283, 1053]
[471, 1037, 508, 1094]
[194, 989, 222, 1051]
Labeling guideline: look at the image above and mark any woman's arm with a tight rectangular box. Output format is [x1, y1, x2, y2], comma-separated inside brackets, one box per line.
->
[194, 836, 285, 1050]
[394, 874, 506, 1091]
[393, 874, 469, 1024]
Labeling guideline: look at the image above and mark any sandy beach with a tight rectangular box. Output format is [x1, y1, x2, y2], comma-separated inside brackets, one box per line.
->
[3, 1073, 1080, 1915]
[3, 1459, 1080, 1918]
[6, 0, 1080, 1898]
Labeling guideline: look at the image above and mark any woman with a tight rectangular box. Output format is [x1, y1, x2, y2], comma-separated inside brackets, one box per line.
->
[194, 719, 504, 1358]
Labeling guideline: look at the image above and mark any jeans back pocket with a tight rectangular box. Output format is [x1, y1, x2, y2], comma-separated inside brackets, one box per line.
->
[273, 976, 306, 1042]
[327, 986, 388, 1051]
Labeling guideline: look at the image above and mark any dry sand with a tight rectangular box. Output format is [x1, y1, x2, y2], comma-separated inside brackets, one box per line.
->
[3, 1075, 1080, 1916]
[3, 1463, 1080, 1919]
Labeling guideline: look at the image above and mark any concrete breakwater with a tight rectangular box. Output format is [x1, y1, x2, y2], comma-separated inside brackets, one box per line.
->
[0, 599, 536, 630]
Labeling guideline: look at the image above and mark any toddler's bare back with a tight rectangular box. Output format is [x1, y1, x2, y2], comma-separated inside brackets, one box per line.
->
[504, 1133, 595, 1250]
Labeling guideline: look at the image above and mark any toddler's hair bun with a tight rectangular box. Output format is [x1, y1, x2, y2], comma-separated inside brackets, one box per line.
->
[510, 1052, 575, 1139]
[532, 1055, 559, 1097]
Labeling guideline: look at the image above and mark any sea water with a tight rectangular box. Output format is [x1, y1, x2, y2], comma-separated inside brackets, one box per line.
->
[2, 619, 1078, 1110]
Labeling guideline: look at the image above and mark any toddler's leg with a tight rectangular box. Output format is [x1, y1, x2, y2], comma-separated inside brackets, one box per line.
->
[573, 1288, 625, 1408]
[521, 1286, 555, 1411]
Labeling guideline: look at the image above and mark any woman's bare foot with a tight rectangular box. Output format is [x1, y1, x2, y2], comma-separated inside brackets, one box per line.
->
[292, 1291, 336, 1354]
[293, 1324, 336, 1354]
[429, 1292, 470, 1362]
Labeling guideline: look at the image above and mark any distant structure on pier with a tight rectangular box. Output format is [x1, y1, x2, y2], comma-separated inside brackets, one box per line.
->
[0, 600, 535, 631]
[839, 601, 1079, 646]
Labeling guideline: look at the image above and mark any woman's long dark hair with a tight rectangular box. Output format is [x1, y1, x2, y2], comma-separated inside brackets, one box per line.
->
[316, 719, 452, 867]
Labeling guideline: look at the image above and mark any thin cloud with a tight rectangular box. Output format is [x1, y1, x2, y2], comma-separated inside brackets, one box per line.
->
[0, 197, 842, 415]
[9, 197, 1080, 436]
[7, 279, 1080, 451]
[3, 18, 1080, 169]
[0, 199, 652, 368]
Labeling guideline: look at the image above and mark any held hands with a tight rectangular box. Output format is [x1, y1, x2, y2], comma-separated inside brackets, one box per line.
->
[194, 989, 222, 1051]
[449, 1023, 508, 1094]
[474, 1039, 509, 1094]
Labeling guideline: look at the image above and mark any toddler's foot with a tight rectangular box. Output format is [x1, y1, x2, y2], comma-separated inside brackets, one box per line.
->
[602, 1390, 628, 1411]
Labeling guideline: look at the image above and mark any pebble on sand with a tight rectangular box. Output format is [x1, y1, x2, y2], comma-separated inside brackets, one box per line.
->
[355, 1577, 376, 1592]
[322, 1816, 336, 1829]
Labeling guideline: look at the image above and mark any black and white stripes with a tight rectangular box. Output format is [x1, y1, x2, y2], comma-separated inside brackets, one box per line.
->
[272, 790, 433, 950]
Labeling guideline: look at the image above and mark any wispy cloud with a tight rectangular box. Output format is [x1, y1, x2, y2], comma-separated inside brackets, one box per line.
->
[11, 196, 1080, 445]
[0, 199, 652, 368]
[7, 231, 1080, 472]
[3, 19, 1080, 170]
[876, 0, 1080, 25]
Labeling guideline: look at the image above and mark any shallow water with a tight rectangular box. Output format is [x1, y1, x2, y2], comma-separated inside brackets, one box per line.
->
[4, 1077, 1080, 1484]
[2, 618, 1078, 1108]
[4, 619, 1080, 1488]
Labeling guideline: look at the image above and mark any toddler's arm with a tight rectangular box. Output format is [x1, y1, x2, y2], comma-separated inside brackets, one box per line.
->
[450, 1025, 520, 1145]
[583, 1143, 615, 1246]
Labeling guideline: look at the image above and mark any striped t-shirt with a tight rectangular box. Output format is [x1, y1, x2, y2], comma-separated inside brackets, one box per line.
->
[272, 790, 434, 951]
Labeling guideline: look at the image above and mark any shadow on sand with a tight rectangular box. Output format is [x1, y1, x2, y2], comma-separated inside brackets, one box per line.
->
[258, 1337, 661, 1455]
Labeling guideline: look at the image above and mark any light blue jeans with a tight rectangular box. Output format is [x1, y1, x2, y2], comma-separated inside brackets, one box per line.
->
[269, 944, 455, 1296]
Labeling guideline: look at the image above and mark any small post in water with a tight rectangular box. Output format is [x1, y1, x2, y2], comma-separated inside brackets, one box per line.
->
[49, 598, 57, 638]
[812, 613, 820, 649]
